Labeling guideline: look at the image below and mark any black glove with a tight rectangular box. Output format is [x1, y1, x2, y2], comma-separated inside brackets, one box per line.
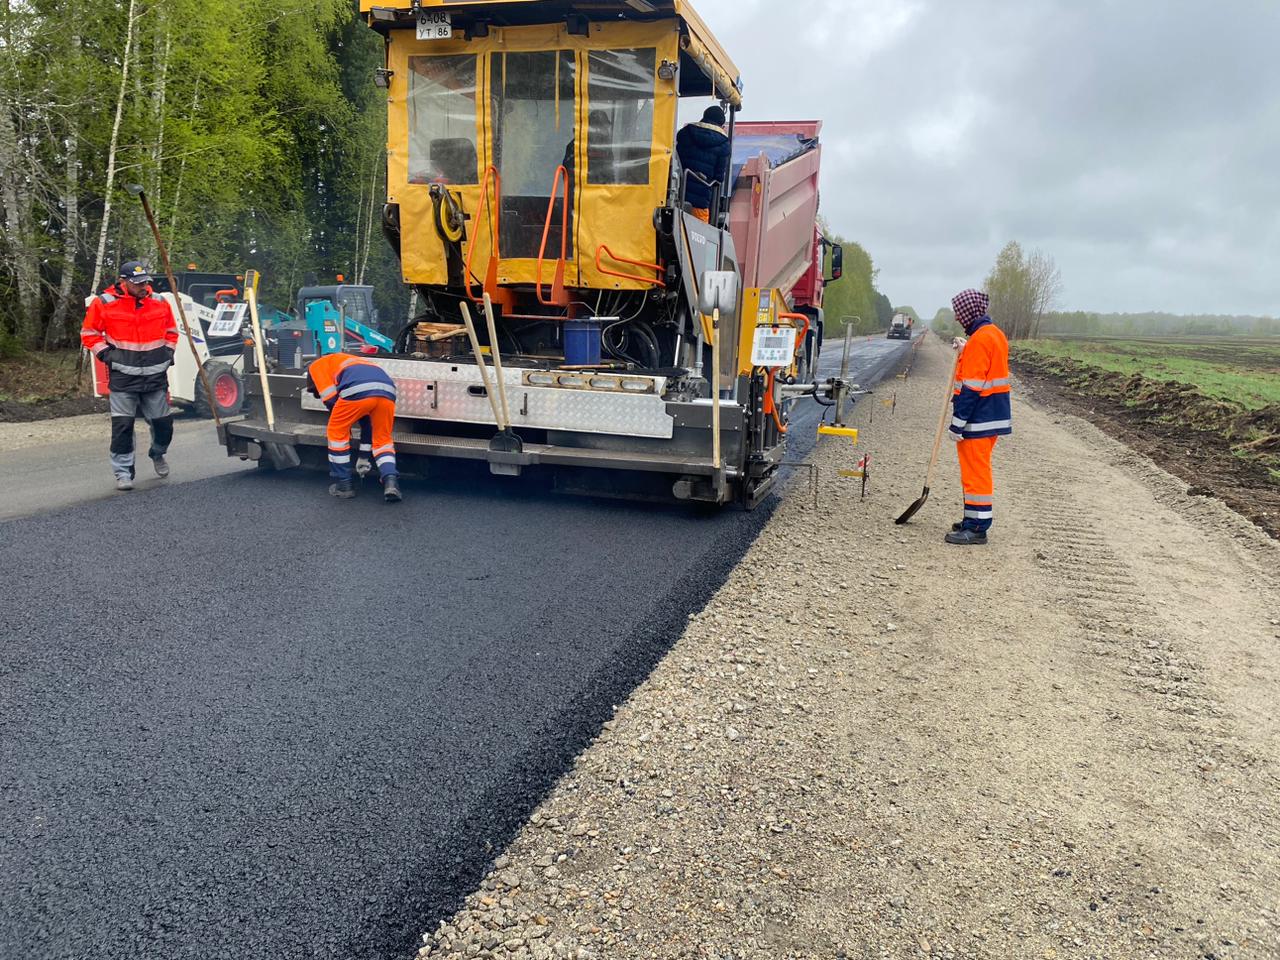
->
[98, 347, 114, 367]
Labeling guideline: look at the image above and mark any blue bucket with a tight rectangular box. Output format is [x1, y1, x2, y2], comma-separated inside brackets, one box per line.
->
[564, 320, 603, 366]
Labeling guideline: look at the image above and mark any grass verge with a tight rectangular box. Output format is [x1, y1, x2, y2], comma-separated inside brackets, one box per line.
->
[1017, 338, 1280, 410]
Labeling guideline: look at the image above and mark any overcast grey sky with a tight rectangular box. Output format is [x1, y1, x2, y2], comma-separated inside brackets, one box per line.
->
[692, 0, 1280, 318]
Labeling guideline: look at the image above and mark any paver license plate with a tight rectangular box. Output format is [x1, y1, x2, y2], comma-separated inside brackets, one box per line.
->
[417, 11, 452, 40]
[750, 326, 796, 367]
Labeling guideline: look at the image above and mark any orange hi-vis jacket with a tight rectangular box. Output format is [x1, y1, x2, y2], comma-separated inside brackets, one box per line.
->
[950, 319, 1012, 439]
[80, 282, 178, 393]
[306, 353, 397, 410]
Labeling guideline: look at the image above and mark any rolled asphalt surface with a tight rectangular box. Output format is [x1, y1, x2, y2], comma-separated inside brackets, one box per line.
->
[0, 334, 914, 960]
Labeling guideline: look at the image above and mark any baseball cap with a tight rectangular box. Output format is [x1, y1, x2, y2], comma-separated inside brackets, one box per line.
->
[119, 260, 154, 283]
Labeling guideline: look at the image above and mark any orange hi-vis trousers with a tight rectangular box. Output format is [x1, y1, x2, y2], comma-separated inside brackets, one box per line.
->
[958, 435, 997, 532]
[327, 396, 397, 482]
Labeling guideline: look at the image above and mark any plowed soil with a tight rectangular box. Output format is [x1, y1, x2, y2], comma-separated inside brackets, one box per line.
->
[1012, 351, 1280, 539]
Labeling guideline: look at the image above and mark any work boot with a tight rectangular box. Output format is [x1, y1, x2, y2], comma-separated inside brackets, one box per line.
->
[115, 475, 134, 492]
[328, 480, 356, 499]
[152, 455, 170, 479]
[382, 476, 402, 503]
[951, 521, 965, 532]
[944, 528, 987, 545]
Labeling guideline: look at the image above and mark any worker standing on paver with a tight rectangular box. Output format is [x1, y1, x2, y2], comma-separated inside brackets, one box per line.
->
[675, 105, 731, 224]
[305, 353, 402, 502]
[80, 261, 179, 491]
[945, 289, 1011, 545]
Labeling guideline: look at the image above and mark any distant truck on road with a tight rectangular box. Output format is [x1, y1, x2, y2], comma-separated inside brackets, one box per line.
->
[887, 313, 914, 340]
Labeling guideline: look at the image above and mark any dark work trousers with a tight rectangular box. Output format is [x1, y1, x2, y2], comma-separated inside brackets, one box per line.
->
[109, 389, 173, 478]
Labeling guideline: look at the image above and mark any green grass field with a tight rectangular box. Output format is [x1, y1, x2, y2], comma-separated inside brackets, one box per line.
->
[1015, 337, 1280, 410]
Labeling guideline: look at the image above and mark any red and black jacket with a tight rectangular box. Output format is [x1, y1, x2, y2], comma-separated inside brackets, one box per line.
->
[80, 283, 179, 393]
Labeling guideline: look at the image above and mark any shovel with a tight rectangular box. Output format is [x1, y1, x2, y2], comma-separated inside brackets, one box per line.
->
[894, 351, 961, 525]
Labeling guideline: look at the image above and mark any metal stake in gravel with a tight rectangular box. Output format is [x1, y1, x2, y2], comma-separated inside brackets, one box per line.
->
[125, 183, 221, 430]
[895, 350, 961, 525]
[835, 321, 855, 427]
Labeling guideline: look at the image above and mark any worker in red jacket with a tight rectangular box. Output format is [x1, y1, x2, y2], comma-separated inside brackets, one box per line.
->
[945, 289, 1012, 545]
[306, 353, 402, 502]
[80, 261, 179, 491]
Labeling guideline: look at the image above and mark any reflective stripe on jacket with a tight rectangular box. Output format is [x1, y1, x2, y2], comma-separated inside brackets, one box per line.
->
[950, 318, 1012, 439]
[80, 283, 179, 393]
[306, 353, 397, 410]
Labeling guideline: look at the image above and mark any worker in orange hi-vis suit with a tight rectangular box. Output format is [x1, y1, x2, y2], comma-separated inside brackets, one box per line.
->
[305, 353, 402, 503]
[945, 289, 1011, 545]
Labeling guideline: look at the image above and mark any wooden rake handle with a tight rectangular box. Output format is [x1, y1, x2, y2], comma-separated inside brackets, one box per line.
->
[923, 350, 962, 489]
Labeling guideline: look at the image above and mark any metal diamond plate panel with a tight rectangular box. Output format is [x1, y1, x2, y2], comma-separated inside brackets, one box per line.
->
[299, 359, 674, 439]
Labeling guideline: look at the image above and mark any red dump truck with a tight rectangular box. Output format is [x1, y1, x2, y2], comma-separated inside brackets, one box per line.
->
[729, 120, 842, 380]
[222, 0, 847, 507]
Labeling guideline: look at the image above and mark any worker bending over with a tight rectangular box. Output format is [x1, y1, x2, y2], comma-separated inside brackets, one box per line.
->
[945, 289, 1011, 545]
[80, 260, 179, 491]
[305, 353, 402, 503]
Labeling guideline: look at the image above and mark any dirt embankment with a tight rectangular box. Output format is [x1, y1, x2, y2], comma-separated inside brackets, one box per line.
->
[410, 337, 1280, 960]
[1012, 350, 1280, 539]
[0, 350, 107, 422]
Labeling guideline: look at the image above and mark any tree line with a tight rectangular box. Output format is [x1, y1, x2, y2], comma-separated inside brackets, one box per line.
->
[0, 0, 405, 355]
[929, 240, 1063, 339]
[1, 1, 895, 358]
[929, 239, 1278, 341]
[820, 223, 894, 335]
[1038, 310, 1279, 339]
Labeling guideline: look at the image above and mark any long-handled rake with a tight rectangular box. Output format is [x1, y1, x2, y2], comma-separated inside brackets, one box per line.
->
[895, 351, 961, 525]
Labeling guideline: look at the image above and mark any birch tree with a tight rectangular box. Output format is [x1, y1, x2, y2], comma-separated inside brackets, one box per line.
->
[88, 0, 139, 297]
[1, 0, 408, 348]
[985, 241, 1062, 340]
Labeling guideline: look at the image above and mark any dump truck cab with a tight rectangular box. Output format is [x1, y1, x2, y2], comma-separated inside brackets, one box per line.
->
[223, 0, 847, 506]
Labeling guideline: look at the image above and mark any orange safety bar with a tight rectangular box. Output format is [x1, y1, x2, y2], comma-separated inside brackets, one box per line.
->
[595, 244, 664, 287]
[778, 312, 811, 355]
[760, 367, 786, 434]
[464, 165, 502, 304]
[214, 288, 240, 303]
[536, 165, 570, 307]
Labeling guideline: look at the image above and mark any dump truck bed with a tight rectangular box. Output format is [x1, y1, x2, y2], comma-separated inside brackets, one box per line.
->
[727, 121, 823, 302]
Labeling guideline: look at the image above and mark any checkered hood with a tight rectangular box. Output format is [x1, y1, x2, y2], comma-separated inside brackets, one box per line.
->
[952, 289, 990, 332]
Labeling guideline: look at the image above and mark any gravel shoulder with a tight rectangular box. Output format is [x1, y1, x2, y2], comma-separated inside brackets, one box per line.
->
[0, 411, 110, 451]
[414, 335, 1280, 960]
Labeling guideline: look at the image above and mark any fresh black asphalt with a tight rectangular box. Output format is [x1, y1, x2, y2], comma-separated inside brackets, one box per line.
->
[0, 336, 912, 960]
